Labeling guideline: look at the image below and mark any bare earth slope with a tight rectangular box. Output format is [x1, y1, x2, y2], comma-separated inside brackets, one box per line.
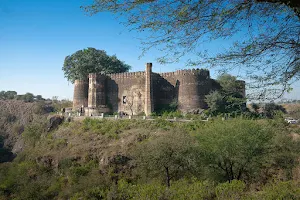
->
[0, 100, 52, 153]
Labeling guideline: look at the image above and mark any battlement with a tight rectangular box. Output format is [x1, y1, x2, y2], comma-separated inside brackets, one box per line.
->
[158, 72, 176, 78]
[74, 63, 245, 116]
[157, 68, 209, 78]
[106, 71, 145, 79]
[87, 68, 209, 80]
[175, 68, 210, 77]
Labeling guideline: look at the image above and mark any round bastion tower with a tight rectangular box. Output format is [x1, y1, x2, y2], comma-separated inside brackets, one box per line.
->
[73, 79, 88, 110]
[177, 69, 211, 113]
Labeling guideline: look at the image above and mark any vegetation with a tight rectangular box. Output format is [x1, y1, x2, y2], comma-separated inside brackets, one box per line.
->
[205, 74, 246, 116]
[133, 131, 199, 187]
[196, 119, 297, 182]
[0, 91, 45, 102]
[1, 113, 300, 199]
[62, 47, 131, 83]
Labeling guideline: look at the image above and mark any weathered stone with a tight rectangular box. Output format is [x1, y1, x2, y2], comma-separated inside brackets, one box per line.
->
[47, 115, 64, 132]
[72, 63, 245, 116]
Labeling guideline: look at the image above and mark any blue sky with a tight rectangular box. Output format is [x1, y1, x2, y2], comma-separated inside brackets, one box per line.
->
[0, 0, 299, 100]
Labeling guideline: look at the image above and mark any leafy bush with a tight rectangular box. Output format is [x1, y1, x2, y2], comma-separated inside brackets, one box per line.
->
[71, 187, 106, 200]
[196, 119, 277, 182]
[132, 131, 199, 187]
[22, 120, 47, 146]
[82, 118, 136, 138]
[215, 180, 246, 200]
[161, 110, 183, 118]
[69, 160, 98, 183]
[1, 117, 300, 199]
[263, 103, 286, 119]
[254, 180, 300, 200]
[124, 181, 167, 200]
[170, 179, 215, 200]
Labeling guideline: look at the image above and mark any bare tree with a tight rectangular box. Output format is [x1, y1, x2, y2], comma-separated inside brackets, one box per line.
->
[83, 0, 300, 99]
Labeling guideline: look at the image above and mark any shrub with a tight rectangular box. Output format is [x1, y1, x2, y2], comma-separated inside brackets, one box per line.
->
[254, 180, 300, 200]
[196, 119, 275, 182]
[127, 181, 167, 200]
[170, 179, 215, 200]
[215, 180, 246, 200]
[22, 120, 47, 146]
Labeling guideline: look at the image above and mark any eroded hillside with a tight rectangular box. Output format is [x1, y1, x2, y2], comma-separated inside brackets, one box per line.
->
[1, 115, 300, 199]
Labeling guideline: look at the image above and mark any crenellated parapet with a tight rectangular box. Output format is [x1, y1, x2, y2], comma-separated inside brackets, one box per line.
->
[176, 69, 211, 112]
[158, 72, 176, 78]
[175, 68, 210, 78]
[107, 71, 145, 80]
[158, 68, 209, 78]
[72, 63, 245, 115]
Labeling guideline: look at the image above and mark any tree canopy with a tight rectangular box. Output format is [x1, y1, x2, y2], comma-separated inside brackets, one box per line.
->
[83, 1, 300, 99]
[205, 74, 246, 115]
[132, 131, 199, 187]
[62, 48, 131, 83]
[196, 119, 299, 182]
[0, 91, 44, 102]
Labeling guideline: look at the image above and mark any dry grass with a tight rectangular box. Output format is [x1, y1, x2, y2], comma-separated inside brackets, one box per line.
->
[282, 104, 300, 113]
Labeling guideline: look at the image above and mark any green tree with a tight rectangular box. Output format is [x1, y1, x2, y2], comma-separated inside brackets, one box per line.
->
[205, 74, 246, 115]
[63, 47, 131, 83]
[5, 91, 17, 99]
[215, 180, 246, 200]
[83, 1, 299, 99]
[35, 95, 43, 101]
[251, 103, 260, 113]
[263, 103, 286, 118]
[205, 91, 225, 114]
[0, 91, 5, 99]
[255, 180, 300, 199]
[0, 91, 17, 100]
[132, 131, 199, 187]
[196, 119, 287, 182]
[23, 93, 34, 102]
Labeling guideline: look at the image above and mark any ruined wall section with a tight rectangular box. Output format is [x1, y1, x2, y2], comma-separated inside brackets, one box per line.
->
[159, 72, 178, 86]
[107, 72, 146, 115]
[88, 73, 106, 108]
[152, 72, 178, 111]
[73, 79, 88, 110]
[176, 69, 212, 112]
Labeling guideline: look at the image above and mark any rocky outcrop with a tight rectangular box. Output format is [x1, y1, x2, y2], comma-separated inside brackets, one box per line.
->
[47, 115, 64, 132]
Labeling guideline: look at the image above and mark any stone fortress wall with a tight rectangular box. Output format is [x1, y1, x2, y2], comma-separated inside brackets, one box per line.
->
[73, 63, 245, 116]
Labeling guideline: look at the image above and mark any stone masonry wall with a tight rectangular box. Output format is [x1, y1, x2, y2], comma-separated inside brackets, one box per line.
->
[73, 80, 88, 110]
[73, 64, 245, 115]
[177, 69, 211, 112]
[106, 72, 146, 115]
[152, 72, 177, 111]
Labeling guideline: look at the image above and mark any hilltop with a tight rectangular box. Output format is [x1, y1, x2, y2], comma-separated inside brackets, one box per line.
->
[1, 99, 300, 199]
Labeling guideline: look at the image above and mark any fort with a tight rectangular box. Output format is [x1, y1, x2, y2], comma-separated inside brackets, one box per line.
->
[73, 63, 245, 116]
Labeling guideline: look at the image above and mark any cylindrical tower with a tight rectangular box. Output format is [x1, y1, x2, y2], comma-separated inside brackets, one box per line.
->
[177, 69, 211, 112]
[73, 79, 88, 110]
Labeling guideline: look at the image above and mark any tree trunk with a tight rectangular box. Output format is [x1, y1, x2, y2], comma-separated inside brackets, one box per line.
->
[165, 166, 171, 188]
